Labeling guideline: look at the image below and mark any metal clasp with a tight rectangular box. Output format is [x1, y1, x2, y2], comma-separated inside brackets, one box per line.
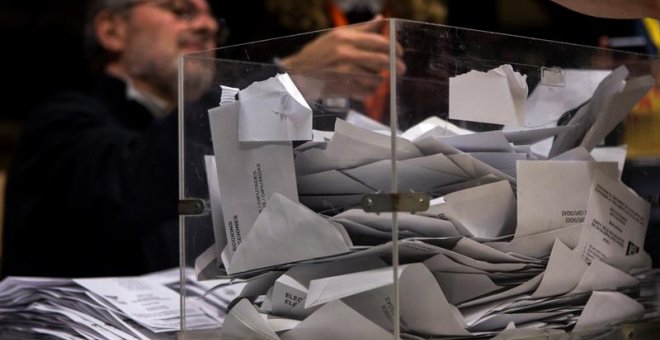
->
[361, 193, 430, 214]
[178, 199, 206, 216]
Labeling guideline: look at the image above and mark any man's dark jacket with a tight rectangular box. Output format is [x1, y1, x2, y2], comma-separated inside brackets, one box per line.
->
[2, 74, 180, 278]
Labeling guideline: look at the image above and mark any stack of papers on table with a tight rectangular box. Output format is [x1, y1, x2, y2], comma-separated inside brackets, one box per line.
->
[199, 66, 657, 338]
[0, 269, 243, 340]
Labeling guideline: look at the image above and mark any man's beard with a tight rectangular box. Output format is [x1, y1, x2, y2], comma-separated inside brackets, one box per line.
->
[126, 49, 215, 105]
[181, 53, 216, 102]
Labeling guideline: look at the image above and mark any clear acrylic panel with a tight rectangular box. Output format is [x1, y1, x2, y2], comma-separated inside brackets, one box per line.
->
[179, 19, 660, 338]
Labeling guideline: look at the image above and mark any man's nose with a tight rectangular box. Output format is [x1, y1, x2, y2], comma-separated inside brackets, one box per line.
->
[189, 10, 219, 37]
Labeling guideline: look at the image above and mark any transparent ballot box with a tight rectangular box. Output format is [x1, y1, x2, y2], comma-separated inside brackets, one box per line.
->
[178, 19, 660, 339]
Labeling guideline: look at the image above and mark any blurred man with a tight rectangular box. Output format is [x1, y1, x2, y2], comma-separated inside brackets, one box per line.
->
[1, 0, 218, 278]
[1, 0, 402, 278]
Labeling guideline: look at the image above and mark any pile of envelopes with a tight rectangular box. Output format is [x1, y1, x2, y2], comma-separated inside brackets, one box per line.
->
[198, 66, 659, 338]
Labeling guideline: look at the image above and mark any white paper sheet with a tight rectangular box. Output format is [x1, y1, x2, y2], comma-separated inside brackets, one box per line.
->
[524, 69, 610, 128]
[345, 109, 391, 131]
[325, 119, 422, 166]
[489, 224, 582, 259]
[307, 264, 471, 336]
[331, 209, 460, 238]
[271, 258, 386, 319]
[575, 170, 650, 263]
[515, 160, 618, 238]
[449, 64, 528, 126]
[297, 170, 375, 195]
[74, 276, 217, 332]
[341, 158, 467, 192]
[469, 152, 527, 177]
[208, 103, 298, 264]
[439, 181, 516, 238]
[401, 116, 473, 141]
[204, 155, 227, 267]
[531, 239, 587, 298]
[413, 136, 463, 156]
[280, 300, 392, 340]
[433, 272, 502, 305]
[227, 193, 352, 275]
[574, 291, 644, 330]
[570, 260, 638, 294]
[548, 66, 628, 157]
[439, 131, 514, 153]
[502, 125, 574, 145]
[580, 75, 655, 151]
[238, 73, 312, 142]
[220, 299, 280, 339]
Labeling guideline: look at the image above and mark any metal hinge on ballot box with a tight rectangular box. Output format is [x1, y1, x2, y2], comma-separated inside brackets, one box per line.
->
[361, 192, 430, 214]
[178, 199, 205, 215]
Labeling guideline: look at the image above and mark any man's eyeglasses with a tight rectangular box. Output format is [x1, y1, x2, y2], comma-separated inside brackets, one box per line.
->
[119, 0, 205, 22]
[117, 0, 229, 44]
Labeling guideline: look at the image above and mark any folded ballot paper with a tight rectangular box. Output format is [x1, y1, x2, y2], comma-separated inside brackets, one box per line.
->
[201, 66, 657, 339]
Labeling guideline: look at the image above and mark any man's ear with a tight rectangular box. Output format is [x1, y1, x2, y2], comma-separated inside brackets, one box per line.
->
[94, 10, 128, 53]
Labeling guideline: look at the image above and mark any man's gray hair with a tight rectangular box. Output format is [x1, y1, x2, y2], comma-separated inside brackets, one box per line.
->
[84, 0, 138, 73]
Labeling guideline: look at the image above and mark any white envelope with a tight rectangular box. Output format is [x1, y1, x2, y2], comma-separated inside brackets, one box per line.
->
[570, 260, 638, 294]
[489, 224, 582, 259]
[458, 273, 544, 309]
[414, 136, 463, 156]
[439, 181, 516, 238]
[432, 272, 502, 305]
[531, 239, 587, 298]
[551, 146, 595, 161]
[227, 193, 352, 275]
[220, 299, 280, 339]
[600, 251, 652, 275]
[204, 155, 226, 266]
[524, 69, 610, 128]
[428, 174, 504, 198]
[271, 258, 386, 319]
[452, 237, 537, 264]
[280, 300, 392, 340]
[306, 264, 471, 336]
[580, 75, 655, 151]
[294, 147, 344, 176]
[401, 116, 473, 141]
[332, 217, 421, 244]
[502, 125, 574, 145]
[439, 131, 514, 153]
[208, 103, 298, 264]
[424, 253, 486, 275]
[331, 209, 461, 238]
[342, 158, 467, 193]
[447, 154, 516, 183]
[574, 291, 644, 330]
[325, 119, 422, 167]
[515, 160, 618, 238]
[238, 73, 312, 142]
[469, 152, 527, 177]
[344, 109, 391, 131]
[575, 170, 650, 263]
[449, 64, 528, 126]
[297, 169, 374, 195]
[548, 66, 628, 157]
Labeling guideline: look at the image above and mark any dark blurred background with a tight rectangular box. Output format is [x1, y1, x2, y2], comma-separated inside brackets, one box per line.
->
[0, 0, 646, 128]
[0, 0, 656, 249]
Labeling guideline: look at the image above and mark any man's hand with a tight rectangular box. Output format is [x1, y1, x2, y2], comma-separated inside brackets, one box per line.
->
[279, 16, 406, 100]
